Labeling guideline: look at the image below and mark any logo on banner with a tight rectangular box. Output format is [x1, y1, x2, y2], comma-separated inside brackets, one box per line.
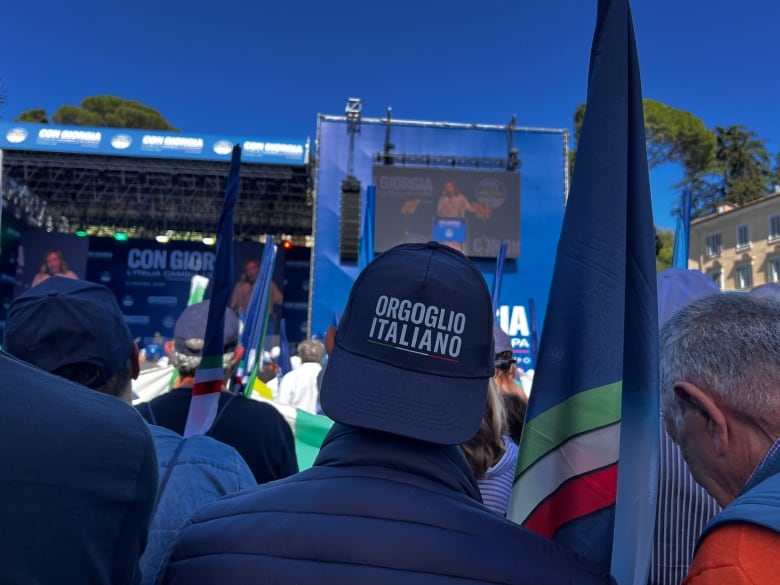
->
[213, 140, 233, 155]
[6, 128, 28, 144]
[126, 248, 216, 281]
[243, 140, 305, 158]
[37, 128, 101, 147]
[111, 134, 132, 149]
[475, 178, 506, 209]
[141, 134, 204, 153]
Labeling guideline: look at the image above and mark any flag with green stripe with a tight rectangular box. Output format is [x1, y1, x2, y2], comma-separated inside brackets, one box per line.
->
[253, 397, 334, 469]
[508, 1, 659, 583]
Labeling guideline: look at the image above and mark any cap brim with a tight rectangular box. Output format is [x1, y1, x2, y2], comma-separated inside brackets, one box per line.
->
[320, 344, 488, 445]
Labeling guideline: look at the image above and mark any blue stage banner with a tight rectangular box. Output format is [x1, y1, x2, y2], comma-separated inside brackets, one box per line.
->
[84, 237, 265, 348]
[0, 121, 308, 166]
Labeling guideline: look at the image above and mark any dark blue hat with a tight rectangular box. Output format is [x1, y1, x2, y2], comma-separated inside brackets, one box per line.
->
[4, 277, 133, 387]
[320, 242, 495, 444]
[173, 300, 239, 356]
[493, 323, 512, 354]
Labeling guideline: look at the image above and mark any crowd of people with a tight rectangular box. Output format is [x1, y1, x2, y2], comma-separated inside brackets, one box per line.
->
[3, 240, 780, 583]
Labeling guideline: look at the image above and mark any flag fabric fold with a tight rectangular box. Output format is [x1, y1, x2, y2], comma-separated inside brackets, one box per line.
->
[183, 144, 241, 438]
[507, 2, 659, 584]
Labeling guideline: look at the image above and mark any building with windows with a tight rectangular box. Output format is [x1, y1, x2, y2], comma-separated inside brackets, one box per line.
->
[689, 192, 780, 290]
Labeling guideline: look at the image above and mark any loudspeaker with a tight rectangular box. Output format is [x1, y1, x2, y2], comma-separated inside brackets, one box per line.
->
[339, 175, 362, 262]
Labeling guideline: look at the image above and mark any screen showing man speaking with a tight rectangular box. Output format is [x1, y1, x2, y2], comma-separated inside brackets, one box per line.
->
[372, 166, 521, 259]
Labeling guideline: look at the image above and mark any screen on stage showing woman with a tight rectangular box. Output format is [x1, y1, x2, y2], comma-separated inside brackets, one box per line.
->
[32, 249, 78, 287]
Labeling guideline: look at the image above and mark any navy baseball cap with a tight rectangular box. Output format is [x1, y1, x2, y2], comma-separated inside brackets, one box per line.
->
[320, 241, 495, 444]
[493, 323, 512, 354]
[173, 300, 239, 356]
[4, 277, 133, 387]
[493, 323, 514, 367]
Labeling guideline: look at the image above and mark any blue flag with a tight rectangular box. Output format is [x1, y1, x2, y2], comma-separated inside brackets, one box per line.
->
[527, 297, 539, 363]
[672, 189, 692, 269]
[235, 238, 277, 395]
[359, 184, 375, 270]
[278, 318, 292, 377]
[184, 144, 241, 437]
[508, 1, 659, 584]
[491, 241, 508, 315]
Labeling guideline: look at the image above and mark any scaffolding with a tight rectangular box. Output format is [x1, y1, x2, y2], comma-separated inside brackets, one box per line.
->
[1, 149, 314, 241]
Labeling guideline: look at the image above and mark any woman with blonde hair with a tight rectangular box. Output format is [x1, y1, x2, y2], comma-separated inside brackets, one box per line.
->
[492, 324, 528, 444]
[461, 379, 519, 516]
[32, 249, 78, 287]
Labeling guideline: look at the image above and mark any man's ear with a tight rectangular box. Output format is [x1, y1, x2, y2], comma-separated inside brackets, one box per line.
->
[674, 381, 729, 454]
[233, 344, 245, 363]
[325, 326, 337, 357]
[130, 343, 140, 380]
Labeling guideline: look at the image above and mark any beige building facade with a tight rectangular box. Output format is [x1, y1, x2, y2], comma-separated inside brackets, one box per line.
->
[689, 192, 780, 290]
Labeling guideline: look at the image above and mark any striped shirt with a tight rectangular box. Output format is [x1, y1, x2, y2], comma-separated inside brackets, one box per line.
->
[650, 415, 720, 585]
[478, 436, 519, 516]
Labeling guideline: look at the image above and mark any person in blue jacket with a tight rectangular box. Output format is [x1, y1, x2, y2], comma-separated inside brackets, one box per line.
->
[156, 242, 616, 585]
[3, 277, 257, 585]
[2, 280, 158, 585]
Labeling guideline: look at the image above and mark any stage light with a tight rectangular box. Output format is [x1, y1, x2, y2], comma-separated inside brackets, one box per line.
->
[114, 232, 129, 242]
[282, 240, 293, 250]
[156, 229, 174, 244]
[75, 229, 88, 237]
[202, 236, 216, 246]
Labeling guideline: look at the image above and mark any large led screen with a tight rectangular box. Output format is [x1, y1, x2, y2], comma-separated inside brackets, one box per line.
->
[372, 166, 520, 259]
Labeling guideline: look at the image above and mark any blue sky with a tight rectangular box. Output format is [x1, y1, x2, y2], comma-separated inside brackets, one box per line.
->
[2, 0, 778, 229]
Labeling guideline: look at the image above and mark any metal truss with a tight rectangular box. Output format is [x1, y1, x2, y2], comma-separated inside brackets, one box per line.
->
[1, 150, 314, 241]
[371, 151, 513, 170]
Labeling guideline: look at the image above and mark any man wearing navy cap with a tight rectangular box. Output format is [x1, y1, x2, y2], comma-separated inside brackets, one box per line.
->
[3, 277, 257, 585]
[139, 300, 298, 484]
[2, 277, 158, 585]
[156, 242, 616, 585]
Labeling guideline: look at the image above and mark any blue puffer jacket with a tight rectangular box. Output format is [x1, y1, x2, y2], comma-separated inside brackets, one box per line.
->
[158, 424, 615, 585]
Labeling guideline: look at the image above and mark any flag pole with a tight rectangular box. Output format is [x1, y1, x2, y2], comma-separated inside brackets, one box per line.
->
[183, 145, 242, 437]
[491, 241, 508, 318]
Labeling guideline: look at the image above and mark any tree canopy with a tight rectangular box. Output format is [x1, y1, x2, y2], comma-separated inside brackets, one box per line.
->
[655, 227, 673, 273]
[572, 100, 777, 218]
[572, 99, 714, 174]
[14, 95, 178, 131]
[15, 108, 49, 123]
[675, 125, 773, 217]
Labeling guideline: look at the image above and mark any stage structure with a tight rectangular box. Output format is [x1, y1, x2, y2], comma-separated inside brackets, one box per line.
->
[0, 121, 313, 241]
[310, 103, 570, 371]
[0, 122, 314, 344]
